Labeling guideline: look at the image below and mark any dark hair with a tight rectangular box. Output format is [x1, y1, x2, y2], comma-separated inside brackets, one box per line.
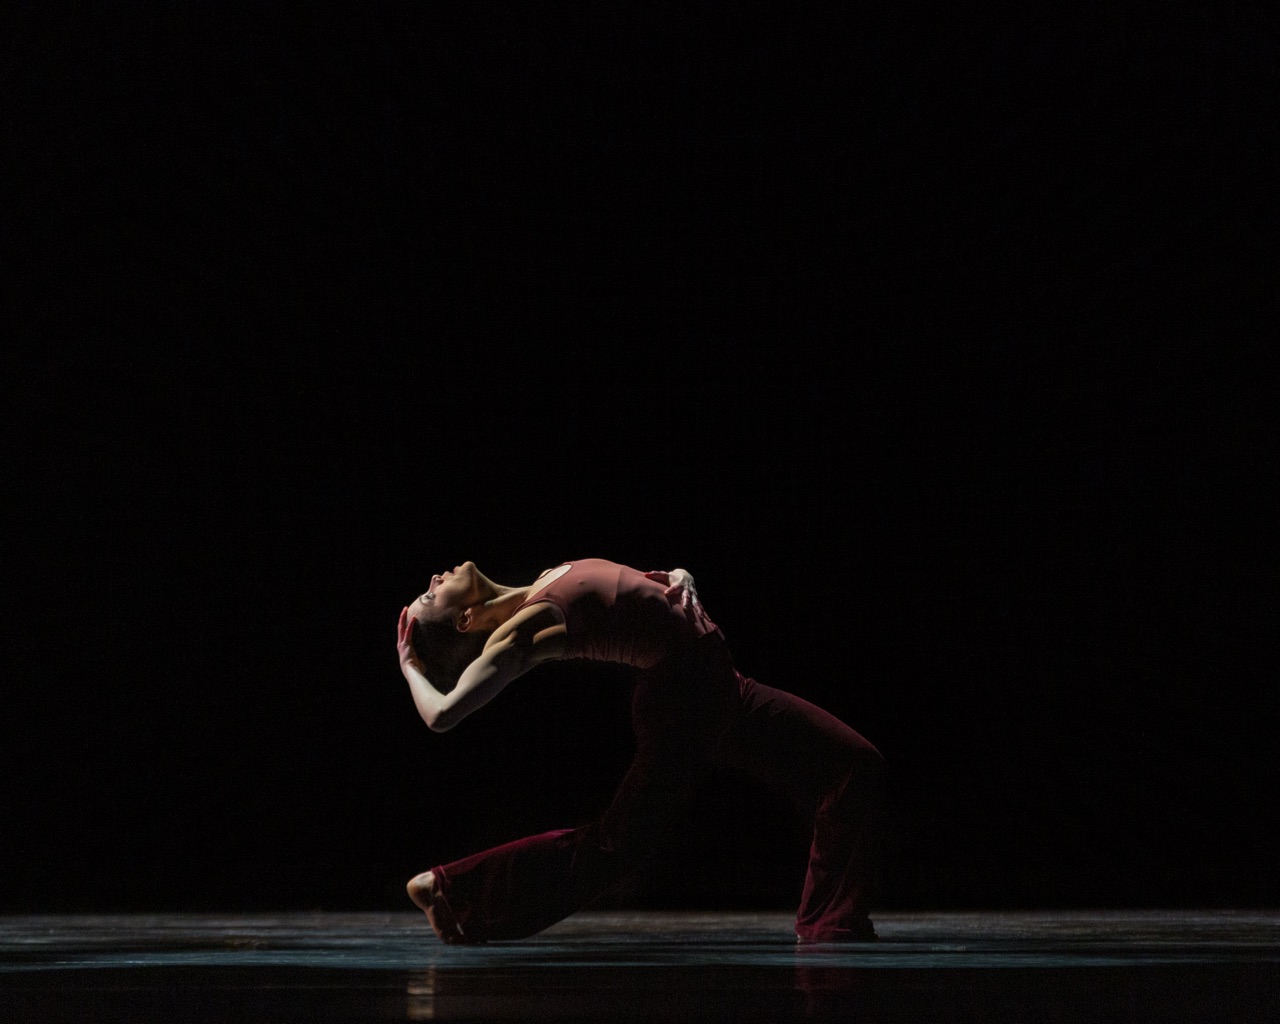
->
[411, 616, 490, 694]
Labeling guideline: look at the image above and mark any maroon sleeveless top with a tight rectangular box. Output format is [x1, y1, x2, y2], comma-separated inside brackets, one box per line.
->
[515, 559, 720, 669]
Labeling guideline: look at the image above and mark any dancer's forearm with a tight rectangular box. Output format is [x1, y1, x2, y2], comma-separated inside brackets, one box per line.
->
[403, 664, 449, 731]
[405, 634, 532, 733]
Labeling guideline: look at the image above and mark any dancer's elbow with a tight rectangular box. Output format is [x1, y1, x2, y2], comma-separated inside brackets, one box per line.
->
[424, 708, 453, 733]
[426, 700, 470, 733]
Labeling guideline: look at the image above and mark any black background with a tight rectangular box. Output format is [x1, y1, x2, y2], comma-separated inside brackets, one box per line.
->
[6, 5, 1275, 914]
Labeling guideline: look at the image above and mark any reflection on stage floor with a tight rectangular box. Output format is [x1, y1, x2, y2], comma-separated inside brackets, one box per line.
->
[2, 909, 1276, 1021]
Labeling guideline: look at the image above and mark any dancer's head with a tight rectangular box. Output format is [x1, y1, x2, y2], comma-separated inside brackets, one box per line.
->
[408, 562, 486, 630]
[406, 561, 491, 692]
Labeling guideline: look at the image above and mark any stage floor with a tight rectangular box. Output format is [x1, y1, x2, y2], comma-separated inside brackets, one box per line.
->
[2, 910, 1277, 1021]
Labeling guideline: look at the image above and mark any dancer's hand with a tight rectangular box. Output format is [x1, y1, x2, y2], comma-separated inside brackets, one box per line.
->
[397, 607, 426, 680]
[645, 567, 703, 617]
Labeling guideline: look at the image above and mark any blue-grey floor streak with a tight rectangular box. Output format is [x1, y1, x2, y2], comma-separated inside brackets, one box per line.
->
[2, 911, 1277, 1022]
[2, 910, 1277, 971]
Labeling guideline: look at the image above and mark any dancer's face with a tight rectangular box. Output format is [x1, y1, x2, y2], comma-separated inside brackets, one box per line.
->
[409, 561, 481, 624]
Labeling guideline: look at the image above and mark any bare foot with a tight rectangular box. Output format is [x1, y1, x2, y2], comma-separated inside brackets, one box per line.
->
[406, 871, 465, 944]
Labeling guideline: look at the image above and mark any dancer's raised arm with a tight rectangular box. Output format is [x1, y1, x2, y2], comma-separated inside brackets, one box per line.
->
[397, 607, 539, 732]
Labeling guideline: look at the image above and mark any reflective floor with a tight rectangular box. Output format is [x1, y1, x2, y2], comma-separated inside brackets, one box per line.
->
[2, 910, 1277, 1021]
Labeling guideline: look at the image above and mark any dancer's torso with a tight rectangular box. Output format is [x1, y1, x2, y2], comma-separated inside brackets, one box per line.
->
[516, 559, 719, 669]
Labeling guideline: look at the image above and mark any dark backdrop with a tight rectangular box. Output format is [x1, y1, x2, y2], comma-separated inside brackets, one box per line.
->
[6, 5, 1274, 914]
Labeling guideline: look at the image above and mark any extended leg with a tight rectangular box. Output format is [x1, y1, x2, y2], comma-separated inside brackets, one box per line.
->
[421, 749, 707, 942]
[423, 827, 614, 942]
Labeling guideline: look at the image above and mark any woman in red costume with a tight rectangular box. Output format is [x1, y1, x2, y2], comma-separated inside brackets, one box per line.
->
[396, 558, 883, 944]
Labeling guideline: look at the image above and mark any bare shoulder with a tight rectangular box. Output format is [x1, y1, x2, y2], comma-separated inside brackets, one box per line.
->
[486, 602, 568, 662]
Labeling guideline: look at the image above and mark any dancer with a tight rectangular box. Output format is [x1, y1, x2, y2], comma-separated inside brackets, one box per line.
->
[396, 558, 883, 943]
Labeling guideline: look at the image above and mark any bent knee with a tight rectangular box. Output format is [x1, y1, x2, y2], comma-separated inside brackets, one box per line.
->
[850, 742, 885, 778]
[832, 745, 885, 804]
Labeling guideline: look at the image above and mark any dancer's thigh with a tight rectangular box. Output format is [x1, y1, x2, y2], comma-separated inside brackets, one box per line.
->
[600, 637, 739, 851]
[717, 678, 880, 809]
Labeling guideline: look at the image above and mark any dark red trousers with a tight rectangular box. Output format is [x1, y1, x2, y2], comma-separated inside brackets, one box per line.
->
[432, 634, 884, 942]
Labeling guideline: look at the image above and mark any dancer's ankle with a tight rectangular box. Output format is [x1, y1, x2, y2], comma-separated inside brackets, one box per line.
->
[407, 870, 465, 944]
